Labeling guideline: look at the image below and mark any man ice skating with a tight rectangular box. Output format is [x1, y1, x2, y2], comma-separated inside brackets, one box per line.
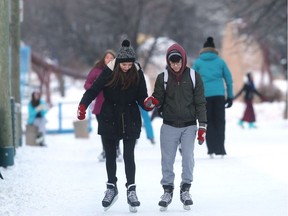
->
[144, 43, 207, 211]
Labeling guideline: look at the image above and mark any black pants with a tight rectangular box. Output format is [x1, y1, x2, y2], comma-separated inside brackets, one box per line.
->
[206, 96, 226, 155]
[102, 136, 136, 187]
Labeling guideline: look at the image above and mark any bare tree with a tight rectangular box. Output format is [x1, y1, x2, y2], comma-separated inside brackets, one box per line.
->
[223, 0, 286, 77]
[21, 0, 220, 69]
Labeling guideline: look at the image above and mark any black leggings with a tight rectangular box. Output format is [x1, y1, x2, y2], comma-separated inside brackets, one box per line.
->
[102, 136, 137, 187]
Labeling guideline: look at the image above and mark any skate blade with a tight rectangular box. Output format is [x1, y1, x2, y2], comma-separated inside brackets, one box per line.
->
[36, 137, 44, 144]
[129, 205, 137, 213]
[160, 206, 168, 212]
[183, 205, 191, 211]
[103, 195, 118, 211]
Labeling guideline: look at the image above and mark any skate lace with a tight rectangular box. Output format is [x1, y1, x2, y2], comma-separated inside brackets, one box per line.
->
[127, 191, 138, 202]
[181, 191, 192, 201]
[103, 189, 115, 202]
[160, 192, 172, 202]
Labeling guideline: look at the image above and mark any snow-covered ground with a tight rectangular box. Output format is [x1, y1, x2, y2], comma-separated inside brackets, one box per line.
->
[1, 86, 288, 216]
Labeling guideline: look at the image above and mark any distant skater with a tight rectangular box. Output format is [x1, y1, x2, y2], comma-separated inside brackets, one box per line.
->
[193, 36, 234, 158]
[234, 72, 264, 128]
[84, 49, 123, 162]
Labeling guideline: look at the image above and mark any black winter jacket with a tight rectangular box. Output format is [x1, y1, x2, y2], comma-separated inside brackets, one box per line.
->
[79, 59, 149, 139]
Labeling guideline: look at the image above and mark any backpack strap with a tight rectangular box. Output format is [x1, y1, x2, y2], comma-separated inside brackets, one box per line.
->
[164, 68, 196, 90]
[189, 68, 196, 88]
[164, 69, 168, 90]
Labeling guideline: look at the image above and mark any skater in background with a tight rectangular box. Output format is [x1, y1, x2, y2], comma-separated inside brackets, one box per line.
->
[144, 43, 207, 210]
[234, 72, 264, 128]
[193, 36, 234, 158]
[84, 49, 122, 162]
[139, 107, 155, 144]
[77, 40, 150, 212]
[27, 91, 49, 147]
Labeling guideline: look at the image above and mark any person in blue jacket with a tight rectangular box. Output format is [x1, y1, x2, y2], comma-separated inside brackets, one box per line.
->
[193, 37, 234, 158]
[27, 91, 49, 146]
[139, 107, 155, 144]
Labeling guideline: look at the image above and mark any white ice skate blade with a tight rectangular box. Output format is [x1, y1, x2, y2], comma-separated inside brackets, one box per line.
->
[183, 205, 191, 211]
[129, 205, 137, 213]
[104, 195, 118, 211]
[160, 206, 168, 212]
[36, 136, 44, 144]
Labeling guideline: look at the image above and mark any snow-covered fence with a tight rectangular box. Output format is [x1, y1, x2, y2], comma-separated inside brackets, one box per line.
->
[45, 102, 92, 134]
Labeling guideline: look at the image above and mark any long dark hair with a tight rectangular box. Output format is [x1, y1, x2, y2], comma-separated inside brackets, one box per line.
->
[106, 63, 139, 90]
[30, 91, 40, 107]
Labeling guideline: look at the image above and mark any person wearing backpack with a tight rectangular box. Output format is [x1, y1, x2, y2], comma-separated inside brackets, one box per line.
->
[144, 43, 207, 211]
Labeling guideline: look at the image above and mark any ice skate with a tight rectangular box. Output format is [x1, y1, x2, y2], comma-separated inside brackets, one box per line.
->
[180, 183, 193, 211]
[148, 138, 156, 145]
[238, 120, 244, 129]
[116, 147, 122, 162]
[127, 184, 140, 213]
[102, 183, 118, 211]
[158, 186, 173, 211]
[98, 151, 106, 162]
[36, 133, 46, 146]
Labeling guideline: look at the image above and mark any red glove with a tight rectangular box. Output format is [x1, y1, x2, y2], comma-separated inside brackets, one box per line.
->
[144, 96, 159, 111]
[197, 127, 206, 145]
[77, 104, 86, 120]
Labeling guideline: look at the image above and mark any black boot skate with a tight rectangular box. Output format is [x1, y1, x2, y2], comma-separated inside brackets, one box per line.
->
[158, 185, 173, 211]
[127, 184, 140, 213]
[102, 183, 118, 211]
[180, 183, 193, 210]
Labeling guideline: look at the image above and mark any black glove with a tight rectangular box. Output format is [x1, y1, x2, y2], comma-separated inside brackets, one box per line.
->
[225, 98, 233, 108]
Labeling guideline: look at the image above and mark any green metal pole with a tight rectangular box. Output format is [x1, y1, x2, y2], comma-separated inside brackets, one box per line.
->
[0, 0, 15, 167]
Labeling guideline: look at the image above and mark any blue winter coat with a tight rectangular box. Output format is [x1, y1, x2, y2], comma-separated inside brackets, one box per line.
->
[27, 99, 48, 124]
[193, 49, 234, 99]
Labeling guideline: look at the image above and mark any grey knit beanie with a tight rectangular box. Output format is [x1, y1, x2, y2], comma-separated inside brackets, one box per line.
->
[117, 39, 136, 63]
[168, 51, 182, 62]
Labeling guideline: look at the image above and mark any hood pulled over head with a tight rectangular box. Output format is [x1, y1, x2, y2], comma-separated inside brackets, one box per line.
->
[166, 43, 187, 75]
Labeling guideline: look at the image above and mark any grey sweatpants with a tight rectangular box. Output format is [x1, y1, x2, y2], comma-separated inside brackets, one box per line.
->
[160, 124, 197, 187]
